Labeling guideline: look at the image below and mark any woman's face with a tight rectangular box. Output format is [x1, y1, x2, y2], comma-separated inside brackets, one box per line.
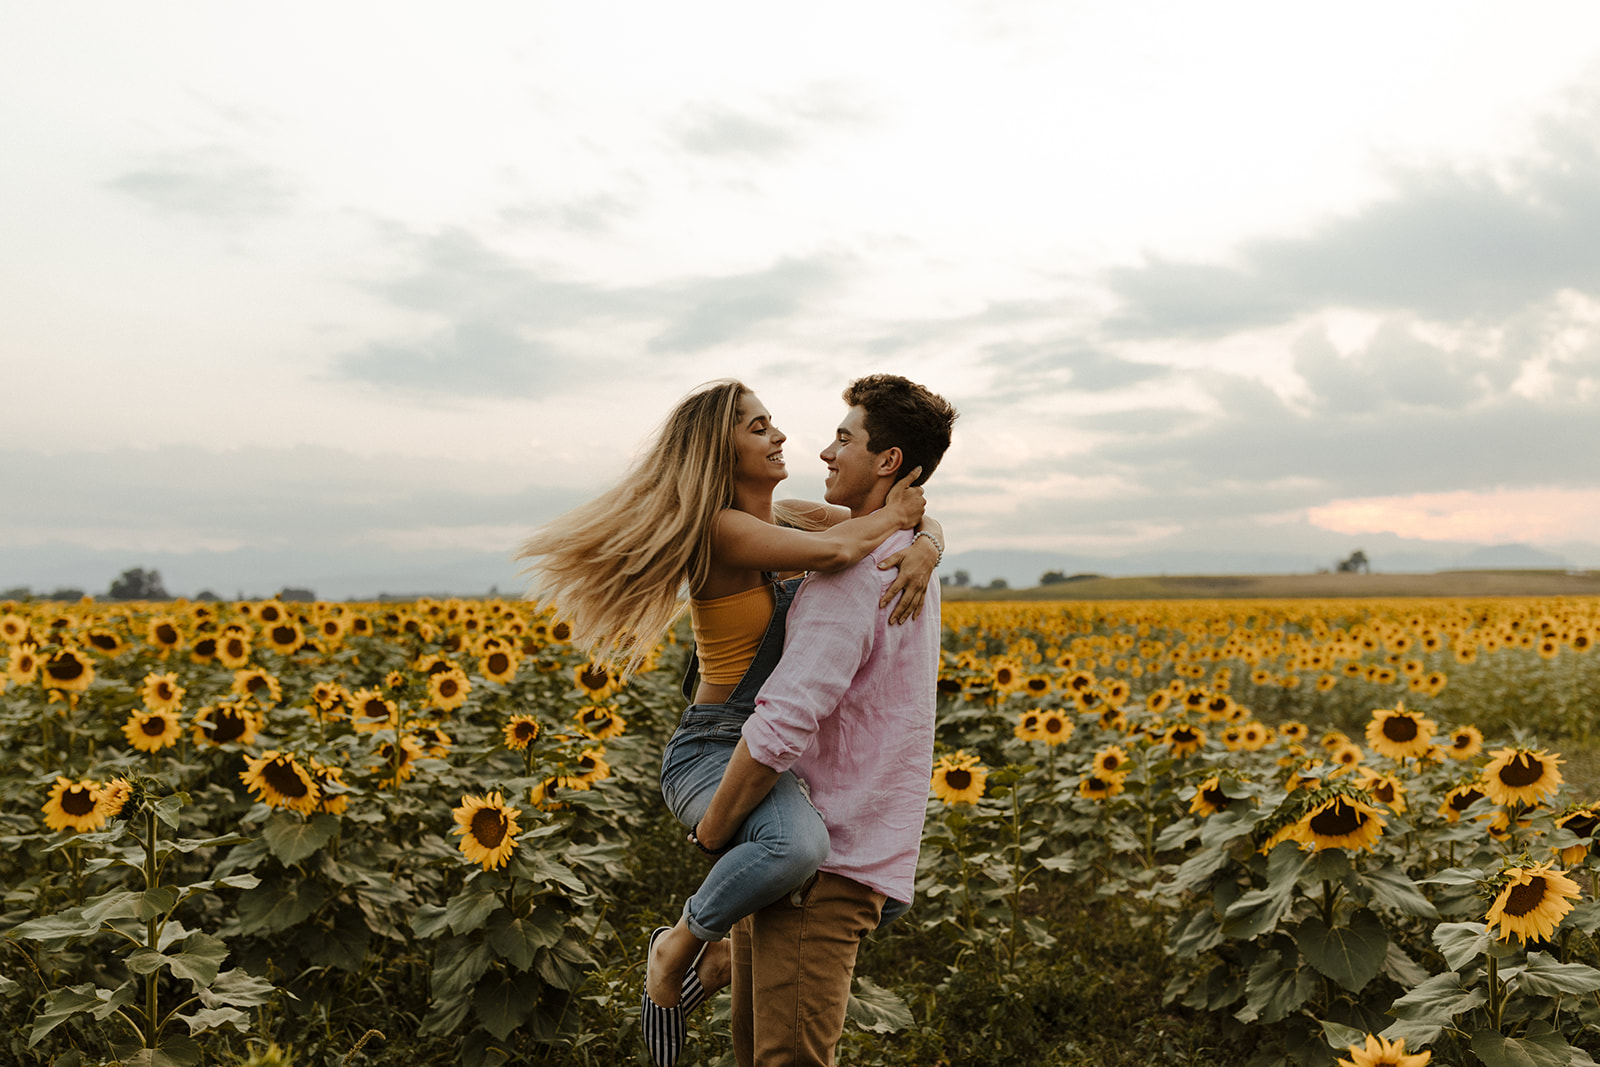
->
[731, 392, 788, 486]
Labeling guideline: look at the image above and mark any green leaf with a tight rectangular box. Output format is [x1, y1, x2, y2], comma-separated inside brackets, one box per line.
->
[446, 884, 501, 935]
[1422, 866, 1488, 886]
[126, 1032, 203, 1067]
[304, 911, 370, 971]
[1295, 908, 1387, 992]
[512, 852, 588, 894]
[473, 972, 539, 1040]
[29, 983, 100, 1046]
[1564, 899, 1600, 935]
[488, 910, 563, 971]
[150, 792, 187, 830]
[169, 932, 229, 988]
[432, 937, 494, 1001]
[1236, 947, 1316, 1024]
[1320, 1019, 1368, 1051]
[1222, 884, 1295, 941]
[1037, 854, 1077, 873]
[137, 886, 181, 921]
[81, 890, 144, 924]
[1360, 863, 1439, 918]
[9, 908, 99, 941]
[234, 878, 328, 934]
[196, 969, 280, 1010]
[1382, 971, 1487, 1047]
[127, 947, 172, 975]
[411, 903, 452, 939]
[1433, 921, 1491, 971]
[1171, 905, 1225, 959]
[1172, 846, 1232, 893]
[1381, 940, 1431, 988]
[177, 1005, 251, 1034]
[262, 813, 339, 865]
[1471, 1021, 1571, 1067]
[846, 977, 914, 1034]
[1514, 952, 1600, 996]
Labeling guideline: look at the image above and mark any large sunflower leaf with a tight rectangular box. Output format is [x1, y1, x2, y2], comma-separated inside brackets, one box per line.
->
[1172, 846, 1232, 894]
[233, 879, 328, 935]
[9, 906, 98, 942]
[431, 937, 494, 1001]
[1360, 863, 1439, 918]
[176, 1005, 250, 1035]
[125, 1032, 203, 1067]
[1434, 921, 1496, 971]
[445, 883, 501, 935]
[1320, 1019, 1368, 1050]
[1514, 952, 1600, 996]
[1236, 947, 1316, 1024]
[846, 977, 914, 1034]
[169, 932, 229, 988]
[1171, 905, 1225, 959]
[1295, 908, 1387, 992]
[1471, 1022, 1572, 1067]
[262, 813, 339, 866]
[1381, 940, 1431, 987]
[196, 969, 280, 1009]
[473, 972, 539, 1041]
[487, 908, 564, 971]
[28, 983, 100, 1047]
[1381, 971, 1487, 1046]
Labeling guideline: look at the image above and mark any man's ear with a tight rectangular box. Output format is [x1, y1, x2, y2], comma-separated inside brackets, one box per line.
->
[874, 446, 904, 479]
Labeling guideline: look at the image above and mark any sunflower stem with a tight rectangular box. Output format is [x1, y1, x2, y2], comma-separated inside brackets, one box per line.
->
[1487, 950, 1502, 1032]
[143, 802, 160, 1049]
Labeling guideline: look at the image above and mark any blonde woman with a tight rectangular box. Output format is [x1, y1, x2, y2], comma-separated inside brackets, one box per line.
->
[517, 379, 943, 1066]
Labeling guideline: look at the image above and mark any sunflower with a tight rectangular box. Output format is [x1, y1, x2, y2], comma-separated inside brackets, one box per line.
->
[123, 707, 183, 752]
[931, 752, 987, 806]
[307, 758, 350, 815]
[191, 702, 259, 747]
[1240, 722, 1271, 752]
[240, 751, 321, 814]
[1278, 720, 1309, 743]
[146, 616, 185, 653]
[503, 715, 542, 750]
[1013, 710, 1043, 741]
[97, 778, 132, 821]
[1221, 724, 1246, 752]
[1037, 708, 1074, 746]
[453, 792, 522, 870]
[255, 600, 287, 626]
[310, 681, 349, 718]
[1438, 783, 1490, 824]
[41, 647, 94, 693]
[373, 734, 427, 786]
[231, 668, 282, 707]
[575, 704, 626, 740]
[1336, 1033, 1431, 1067]
[410, 721, 453, 760]
[570, 748, 611, 786]
[0, 612, 28, 644]
[1189, 774, 1237, 817]
[1096, 707, 1130, 733]
[1145, 689, 1172, 715]
[264, 620, 304, 654]
[574, 661, 619, 701]
[1356, 768, 1407, 814]
[216, 632, 252, 669]
[479, 648, 520, 685]
[314, 614, 347, 647]
[350, 688, 399, 733]
[42, 777, 107, 832]
[1555, 807, 1600, 866]
[1444, 725, 1483, 760]
[1020, 673, 1052, 698]
[1365, 703, 1436, 761]
[6, 643, 41, 685]
[428, 667, 471, 712]
[140, 671, 185, 713]
[1093, 745, 1130, 777]
[1295, 792, 1387, 852]
[1485, 862, 1583, 944]
[1078, 772, 1126, 801]
[1163, 724, 1206, 758]
[1482, 747, 1564, 807]
[84, 628, 127, 656]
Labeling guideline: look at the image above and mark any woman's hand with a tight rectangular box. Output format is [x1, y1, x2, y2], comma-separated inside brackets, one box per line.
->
[883, 467, 926, 530]
[878, 530, 940, 624]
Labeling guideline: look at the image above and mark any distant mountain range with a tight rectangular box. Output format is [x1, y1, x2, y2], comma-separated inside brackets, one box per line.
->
[1, 541, 1590, 601]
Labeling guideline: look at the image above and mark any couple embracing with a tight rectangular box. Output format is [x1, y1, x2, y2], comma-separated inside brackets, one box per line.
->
[520, 374, 957, 1065]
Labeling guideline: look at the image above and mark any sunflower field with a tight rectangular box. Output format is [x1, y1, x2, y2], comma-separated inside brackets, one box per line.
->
[2, 593, 1598, 1067]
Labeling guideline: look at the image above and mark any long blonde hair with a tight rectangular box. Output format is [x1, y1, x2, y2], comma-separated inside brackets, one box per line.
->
[516, 379, 810, 675]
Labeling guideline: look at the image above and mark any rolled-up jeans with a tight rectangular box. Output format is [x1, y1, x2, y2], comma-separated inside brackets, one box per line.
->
[660, 704, 831, 941]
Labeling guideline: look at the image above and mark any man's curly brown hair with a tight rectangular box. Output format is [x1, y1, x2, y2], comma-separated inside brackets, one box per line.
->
[841, 374, 957, 486]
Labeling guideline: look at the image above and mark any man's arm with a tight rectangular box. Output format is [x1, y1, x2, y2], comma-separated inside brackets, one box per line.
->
[693, 738, 780, 853]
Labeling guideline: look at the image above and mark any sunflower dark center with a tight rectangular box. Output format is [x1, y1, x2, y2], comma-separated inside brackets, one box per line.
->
[360, 699, 388, 719]
[471, 807, 508, 848]
[937, 678, 962, 693]
[438, 678, 459, 697]
[1382, 716, 1419, 742]
[1209, 698, 1228, 713]
[1565, 813, 1600, 837]
[582, 711, 613, 731]
[577, 756, 597, 772]
[1501, 754, 1545, 787]
[1503, 877, 1549, 918]
[46, 653, 85, 681]
[514, 721, 538, 741]
[62, 786, 97, 815]
[488, 653, 510, 674]
[1086, 776, 1109, 792]
[1202, 787, 1231, 809]
[1022, 714, 1039, 730]
[1308, 799, 1366, 837]
[995, 669, 1013, 684]
[1453, 733, 1475, 750]
[140, 716, 167, 737]
[1044, 718, 1064, 735]
[1372, 782, 1396, 803]
[260, 607, 281, 623]
[271, 625, 296, 644]
[1450, 789, 1485, 812]
[225, 638, 245, 657]
[1027, 679, 1048, 692]
[246, 675, 269, 693]
[552, 622, 572, 641]
[1172, 728, 1198, 743]
[945, 769, 973, 791]
[210, 709, 247, 743]
[262, 758, 310, 798]
[90, 633, 118, 650]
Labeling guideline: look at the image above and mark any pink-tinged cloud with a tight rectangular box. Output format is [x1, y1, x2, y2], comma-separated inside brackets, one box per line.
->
[1306, 488, 1600, 544]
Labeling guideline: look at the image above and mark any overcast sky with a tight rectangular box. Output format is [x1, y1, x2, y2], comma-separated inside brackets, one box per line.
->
[4, 1, 1599, 596]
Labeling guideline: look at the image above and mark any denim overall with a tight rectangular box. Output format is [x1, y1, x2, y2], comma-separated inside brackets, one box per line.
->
[659, 574, 831, 941]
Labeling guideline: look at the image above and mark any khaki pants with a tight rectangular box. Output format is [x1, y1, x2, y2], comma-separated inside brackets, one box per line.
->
[729, 871, 886, 1067]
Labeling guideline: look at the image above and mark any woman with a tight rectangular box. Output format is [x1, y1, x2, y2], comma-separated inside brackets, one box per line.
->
[517, 379, 944, 1065]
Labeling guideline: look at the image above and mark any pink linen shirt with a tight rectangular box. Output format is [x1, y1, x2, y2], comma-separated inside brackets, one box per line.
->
[741, 528, 940, 904]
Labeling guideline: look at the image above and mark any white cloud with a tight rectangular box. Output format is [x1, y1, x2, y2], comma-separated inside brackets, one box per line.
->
[1307, 488, 1600, 544]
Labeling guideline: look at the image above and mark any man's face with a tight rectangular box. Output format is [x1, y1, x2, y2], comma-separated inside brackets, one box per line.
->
[820, 405, 884, 511]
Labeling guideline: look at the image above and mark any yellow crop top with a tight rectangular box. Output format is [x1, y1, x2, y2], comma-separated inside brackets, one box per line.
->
[688, 584, 776, 685]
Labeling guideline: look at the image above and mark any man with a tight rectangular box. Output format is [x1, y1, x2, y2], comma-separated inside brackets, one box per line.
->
[693, 373, 957, 1065]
